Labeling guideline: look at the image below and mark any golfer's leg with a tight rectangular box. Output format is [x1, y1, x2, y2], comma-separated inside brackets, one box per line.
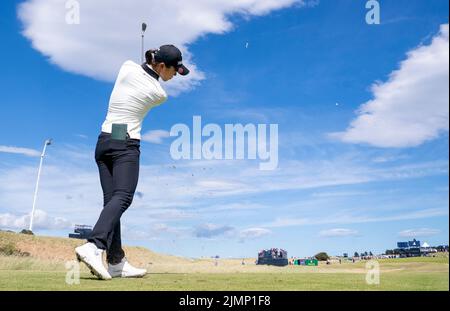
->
[107, 221, 125, 264]
[108, 149, 139, 262]
[98, 161, 114, 206]
[89, 148, 139, 252]
[88, 158, 114, 250]
[94, 159, 125, 263]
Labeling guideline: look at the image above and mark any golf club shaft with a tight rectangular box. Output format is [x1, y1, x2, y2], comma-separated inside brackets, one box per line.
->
[141, 34, 144, 63]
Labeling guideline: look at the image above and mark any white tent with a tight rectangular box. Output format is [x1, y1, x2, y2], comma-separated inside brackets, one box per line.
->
[422, 242, 430, 248]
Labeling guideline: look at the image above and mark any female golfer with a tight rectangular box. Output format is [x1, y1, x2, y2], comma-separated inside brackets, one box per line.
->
[75, 45, 189, 280]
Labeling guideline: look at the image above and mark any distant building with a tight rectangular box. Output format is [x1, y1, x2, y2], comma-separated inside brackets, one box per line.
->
[420, 242, 438, 255]
[257, 248, 288, 266]
[436, 245, 449, 252]
[396, 239, 422, 258]
[69, 225, 93, 240]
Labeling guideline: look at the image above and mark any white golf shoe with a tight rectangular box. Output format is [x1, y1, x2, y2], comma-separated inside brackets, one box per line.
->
[108, 258, 147, 278]
[75, 242, 112, 280]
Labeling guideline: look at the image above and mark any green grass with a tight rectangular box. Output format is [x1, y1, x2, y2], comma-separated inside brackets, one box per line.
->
[374, 256, 449, 264]
[0, 232, 448, 291]
[0, 265, 447, 291]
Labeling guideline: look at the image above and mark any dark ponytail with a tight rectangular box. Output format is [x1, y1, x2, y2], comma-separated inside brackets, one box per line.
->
[145, 49, 158, 65]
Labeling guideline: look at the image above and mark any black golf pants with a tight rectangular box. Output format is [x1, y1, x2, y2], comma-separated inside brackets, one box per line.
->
[88, 132, 140, 264]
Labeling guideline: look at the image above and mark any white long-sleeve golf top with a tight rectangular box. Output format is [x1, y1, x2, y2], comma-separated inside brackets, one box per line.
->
[101, 60, 168, 140]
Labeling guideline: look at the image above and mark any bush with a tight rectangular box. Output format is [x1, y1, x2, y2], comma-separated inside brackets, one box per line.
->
[20, 229, 34, 235]
[0, 242, 30, 257]
[314, 252, 330, 261]
[0, 242, 19, 256]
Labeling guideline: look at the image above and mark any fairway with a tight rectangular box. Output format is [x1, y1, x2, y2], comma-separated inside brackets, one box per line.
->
[0, 232, 448, 291]
[0, 268, 448, 291]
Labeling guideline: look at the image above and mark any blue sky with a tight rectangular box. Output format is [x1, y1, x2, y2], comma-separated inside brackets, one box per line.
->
[0, 0, 448, 258]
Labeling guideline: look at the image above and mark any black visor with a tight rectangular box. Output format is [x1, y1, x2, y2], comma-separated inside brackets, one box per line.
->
[176, 64, 190, 76]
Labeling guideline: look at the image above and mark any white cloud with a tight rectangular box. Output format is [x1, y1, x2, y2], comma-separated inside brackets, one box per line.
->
[311, 191, 369, 198]
[198, 202, 268, 212]
[141, 130, 170, 144]
[18, 0, 311, 95]
[319, 228, 359, 238]
[0, 142, 447, 238]
[0, 209, 72, 230]
[266, 218, 308, 228]
[0, 145, 40, 157]
[372, 155, 409, 163]
[239, 227, 271, 240]
[121, 223, 189, 240]
[193, 224, 271, 240]
[145, 209, 195, 221]
[398, 228, 441, 238]
[331, 24, 449, 148]
[265, 207, 448, 228]
[193, 223, 234, 238]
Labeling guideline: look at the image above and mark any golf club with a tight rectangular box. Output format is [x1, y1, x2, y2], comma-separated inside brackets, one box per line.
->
[141, 22, 147, 63]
